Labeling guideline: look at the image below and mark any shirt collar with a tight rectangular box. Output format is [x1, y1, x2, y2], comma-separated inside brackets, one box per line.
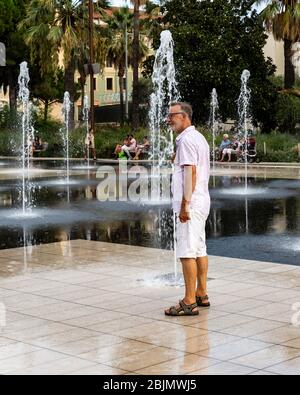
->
[176, 125, 195, 143]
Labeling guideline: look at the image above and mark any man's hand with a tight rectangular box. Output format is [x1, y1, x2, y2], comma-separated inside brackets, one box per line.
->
[179, 202, 191, 223]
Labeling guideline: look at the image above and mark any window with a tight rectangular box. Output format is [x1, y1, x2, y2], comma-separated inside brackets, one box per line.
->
[106, 78, 113, 91]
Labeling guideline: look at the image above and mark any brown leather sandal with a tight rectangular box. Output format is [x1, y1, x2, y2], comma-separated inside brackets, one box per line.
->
[196, 295, 210, 307]
[165, 300, 199, 316]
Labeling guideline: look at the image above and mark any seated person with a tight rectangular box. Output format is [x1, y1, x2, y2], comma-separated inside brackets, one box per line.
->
[219, 134, 233, 162]
[133, 136, 150, 160]
[221, 136, 242, 162]
[128, 134, 137, 152]
[121, 136, 132, 159]
[114, 144, 128, 160]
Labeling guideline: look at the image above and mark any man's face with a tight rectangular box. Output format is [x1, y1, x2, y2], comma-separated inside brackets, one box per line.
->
[166, 105, 186, 134]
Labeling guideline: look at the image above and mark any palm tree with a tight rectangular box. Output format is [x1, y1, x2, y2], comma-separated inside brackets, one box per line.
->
[21, 0, 109, 127]
[132, 0, 141, 130]
[258, 0, 300, 88]
[106, 8, 133, 125]
[74, 3, 111, 121]
[106, 7, 148, 125]
[130, 0, 150, 130]
[130, 0, 160, 130]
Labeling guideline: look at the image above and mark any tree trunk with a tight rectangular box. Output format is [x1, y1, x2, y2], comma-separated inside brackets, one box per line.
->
[8, 72, 17, 109]
[284, 39, 295, 89]
[64, 59, 76, 129]
[44, 100, 49, 121]
[119, 65, 125, 127]
[132, 0, 140, 131]
[9, 85, 17, 109]
[79, 69, 86, 122]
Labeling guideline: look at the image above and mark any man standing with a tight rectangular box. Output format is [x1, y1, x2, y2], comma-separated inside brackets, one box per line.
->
[84, 127, 97, 161]
[165, 102, 211, 316]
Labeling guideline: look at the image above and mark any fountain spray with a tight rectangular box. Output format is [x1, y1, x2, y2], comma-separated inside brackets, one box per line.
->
[62, 92, 71, 188]
[18, 61, 34, 214]
[82, 95, 90, 167]
[149, 30, 182, 285]
[237, 70, 251, 193]
[209, 88, 219, 186]
[149, 30, 180, 165]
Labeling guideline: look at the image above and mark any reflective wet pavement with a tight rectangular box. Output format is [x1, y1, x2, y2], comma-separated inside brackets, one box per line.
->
[0, 240, 300, 375]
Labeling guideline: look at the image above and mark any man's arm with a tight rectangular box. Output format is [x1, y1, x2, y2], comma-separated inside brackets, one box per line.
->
[179, 165, 197, 223]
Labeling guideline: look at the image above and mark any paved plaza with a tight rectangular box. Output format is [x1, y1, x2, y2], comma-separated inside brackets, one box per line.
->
[0, 240, 300, 375]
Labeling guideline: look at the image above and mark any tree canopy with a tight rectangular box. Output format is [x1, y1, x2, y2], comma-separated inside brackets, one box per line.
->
[258, 0, 300, 89]
[0, 0, 30, 107]
[159, 0, 277, 130]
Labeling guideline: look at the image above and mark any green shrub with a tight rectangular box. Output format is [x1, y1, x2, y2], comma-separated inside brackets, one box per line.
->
[93, 125, 148, 159]
[275, 94, 300, 134]
[257, 149, 299, 163]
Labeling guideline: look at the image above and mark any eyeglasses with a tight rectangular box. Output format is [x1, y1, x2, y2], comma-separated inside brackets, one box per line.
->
[166, 112, 185, 119]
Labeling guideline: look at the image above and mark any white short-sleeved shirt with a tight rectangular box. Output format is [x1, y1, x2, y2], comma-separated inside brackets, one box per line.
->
[129, 138, 137, 150]
[172, 126, 211, 216]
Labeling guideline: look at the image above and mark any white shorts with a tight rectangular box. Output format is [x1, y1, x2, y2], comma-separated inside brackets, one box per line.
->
[176, 210, 208, 259]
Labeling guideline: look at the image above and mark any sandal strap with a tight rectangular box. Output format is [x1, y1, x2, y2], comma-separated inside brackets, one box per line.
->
[197, 295, 209, 302]
[179, 300, 198, 314]
[168, 304, 184, 315]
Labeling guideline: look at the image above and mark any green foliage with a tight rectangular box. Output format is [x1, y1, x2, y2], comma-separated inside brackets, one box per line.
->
[157, 0, 277, 130]
[256, 131, 300, 152]
[92, 125, 148, 158]
[1, 101, 299, 162]
[257, 149, 299, 163]
[30, 68, 66, 120]
[136, 77, 153, 126]
[268, 75, 284, 90]
[0, 0, 30, 106]
[274, 93, 300, 134]
[0, 105, 12, 129]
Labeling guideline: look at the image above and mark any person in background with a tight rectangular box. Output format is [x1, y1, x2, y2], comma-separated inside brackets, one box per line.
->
[114, 144, 128, 160]
[219, 134, 232, 162]
[220, 135, 242, 162]
[121, 136, 132, 159]
[128, 134, 137, 152]
[84, 127, 96, 161]
[133, 136, 150, 160]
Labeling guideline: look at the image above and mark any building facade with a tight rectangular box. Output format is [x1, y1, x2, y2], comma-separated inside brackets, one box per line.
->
[263, 33, 284, 76]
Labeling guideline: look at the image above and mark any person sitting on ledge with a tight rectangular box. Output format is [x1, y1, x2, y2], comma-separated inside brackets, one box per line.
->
[219, 134, 232, 161]
[220, 135, 242, 162]
[133, 136, 150, 160]
[114, 144, 128, 160]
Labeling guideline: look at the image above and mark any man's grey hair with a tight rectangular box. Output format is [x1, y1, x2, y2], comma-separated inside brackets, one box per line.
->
[170, 102, 193, 121]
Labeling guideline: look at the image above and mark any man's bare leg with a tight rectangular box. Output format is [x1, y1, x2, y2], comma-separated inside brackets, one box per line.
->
[181, 258, 197, 304]
[196, 256, 209, 298]
[164, 258, 197, 315]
